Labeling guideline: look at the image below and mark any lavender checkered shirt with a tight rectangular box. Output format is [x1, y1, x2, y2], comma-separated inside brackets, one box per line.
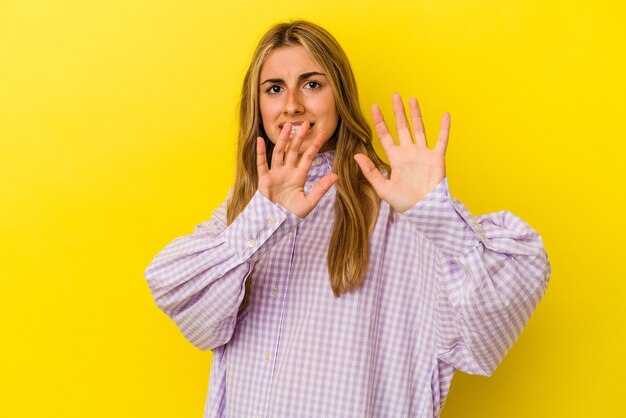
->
[144, 149, 551, 417]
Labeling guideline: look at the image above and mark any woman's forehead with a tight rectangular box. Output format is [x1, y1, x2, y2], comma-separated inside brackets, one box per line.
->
[260, 45, 323, 79]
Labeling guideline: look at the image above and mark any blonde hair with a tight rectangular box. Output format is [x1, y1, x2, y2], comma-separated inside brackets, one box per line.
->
[227, 20, 389, 308]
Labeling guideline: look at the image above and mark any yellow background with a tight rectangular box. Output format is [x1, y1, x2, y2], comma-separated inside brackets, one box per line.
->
[1, 1, 624, 417]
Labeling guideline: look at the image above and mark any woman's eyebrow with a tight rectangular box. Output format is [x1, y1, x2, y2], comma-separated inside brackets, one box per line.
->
[260, 71, 326, 85]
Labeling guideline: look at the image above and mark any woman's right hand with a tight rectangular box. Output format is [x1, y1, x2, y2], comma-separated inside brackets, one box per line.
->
[256, 121, 339, 218]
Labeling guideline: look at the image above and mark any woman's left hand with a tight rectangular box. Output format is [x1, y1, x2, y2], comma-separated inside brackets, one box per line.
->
[354, 93, 450, 213]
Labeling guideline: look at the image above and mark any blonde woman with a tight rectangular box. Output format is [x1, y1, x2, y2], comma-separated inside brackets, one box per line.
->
[145, 20, 551, 418]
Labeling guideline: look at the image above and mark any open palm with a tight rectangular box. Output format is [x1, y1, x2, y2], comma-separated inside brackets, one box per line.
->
[354, 93, 450, 213]
[257, 121, 338, 218]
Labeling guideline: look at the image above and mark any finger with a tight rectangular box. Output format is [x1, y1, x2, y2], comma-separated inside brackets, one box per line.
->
[285, 121, 310, 166]
[371, 104, 396, 154]
[273, 122, 292, 166]
[409, 97, 427, 148]
[256, 137, 270, 177]
[353, 154, 387, 198]
[435, 112, 451, 155]
[392, 92, 413, 146]
[298, 129, 326, 169]
[305, 172, 339, 207]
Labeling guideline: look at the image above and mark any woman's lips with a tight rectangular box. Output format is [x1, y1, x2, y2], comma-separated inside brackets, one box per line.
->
[280, 121, 314, 128]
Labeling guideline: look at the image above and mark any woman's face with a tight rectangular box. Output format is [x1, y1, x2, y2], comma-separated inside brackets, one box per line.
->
[259, 45, 339, 154]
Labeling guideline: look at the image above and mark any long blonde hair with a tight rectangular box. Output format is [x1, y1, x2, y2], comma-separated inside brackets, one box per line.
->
[227, 20, 389, 307]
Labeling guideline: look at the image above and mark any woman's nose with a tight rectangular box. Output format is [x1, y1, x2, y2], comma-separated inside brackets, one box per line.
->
[283, 90, 304, 115]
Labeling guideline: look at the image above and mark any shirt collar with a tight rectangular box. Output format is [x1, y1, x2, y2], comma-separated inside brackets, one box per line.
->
[306, 149, 335, 181]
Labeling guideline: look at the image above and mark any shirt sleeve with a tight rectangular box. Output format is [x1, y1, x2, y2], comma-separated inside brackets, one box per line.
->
[396, 177, 552, 376]
[144, 189, 302, 351]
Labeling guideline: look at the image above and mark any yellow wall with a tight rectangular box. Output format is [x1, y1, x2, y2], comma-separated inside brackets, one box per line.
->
[1, 1, 624, 416]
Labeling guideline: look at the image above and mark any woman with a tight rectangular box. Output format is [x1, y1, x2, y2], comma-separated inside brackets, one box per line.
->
[144, 20, 551, 418]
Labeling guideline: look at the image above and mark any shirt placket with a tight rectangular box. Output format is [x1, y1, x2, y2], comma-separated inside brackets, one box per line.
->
[261, 224, 299, 418]
[260, 152, 329, 418]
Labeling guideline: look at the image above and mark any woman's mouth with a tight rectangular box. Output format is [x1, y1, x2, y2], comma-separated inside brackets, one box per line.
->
[286, 123, 314, 139]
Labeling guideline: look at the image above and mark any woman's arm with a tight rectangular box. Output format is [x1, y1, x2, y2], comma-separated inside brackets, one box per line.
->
[144, 190, 301, 351]
[146, 117, 336, 351]
[355, 93, 550, 375]
[398, 177, 551, 376]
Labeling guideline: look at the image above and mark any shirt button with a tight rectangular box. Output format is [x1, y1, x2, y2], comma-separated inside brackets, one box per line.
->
[247, 239, 256, 247]
[268, 216, 277, 225]
[313, 156, 322, 166]
[263, 352, 270, 361]
[272, 289, 278, 297]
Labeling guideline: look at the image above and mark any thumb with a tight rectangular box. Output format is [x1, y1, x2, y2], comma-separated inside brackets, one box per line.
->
[305, 173, 339, 207]
[353, 154, 386, 196]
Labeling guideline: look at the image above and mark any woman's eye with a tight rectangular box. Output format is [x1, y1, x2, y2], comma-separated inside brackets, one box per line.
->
[266, 85, 282, 94]
[305, 81, 321, 89]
